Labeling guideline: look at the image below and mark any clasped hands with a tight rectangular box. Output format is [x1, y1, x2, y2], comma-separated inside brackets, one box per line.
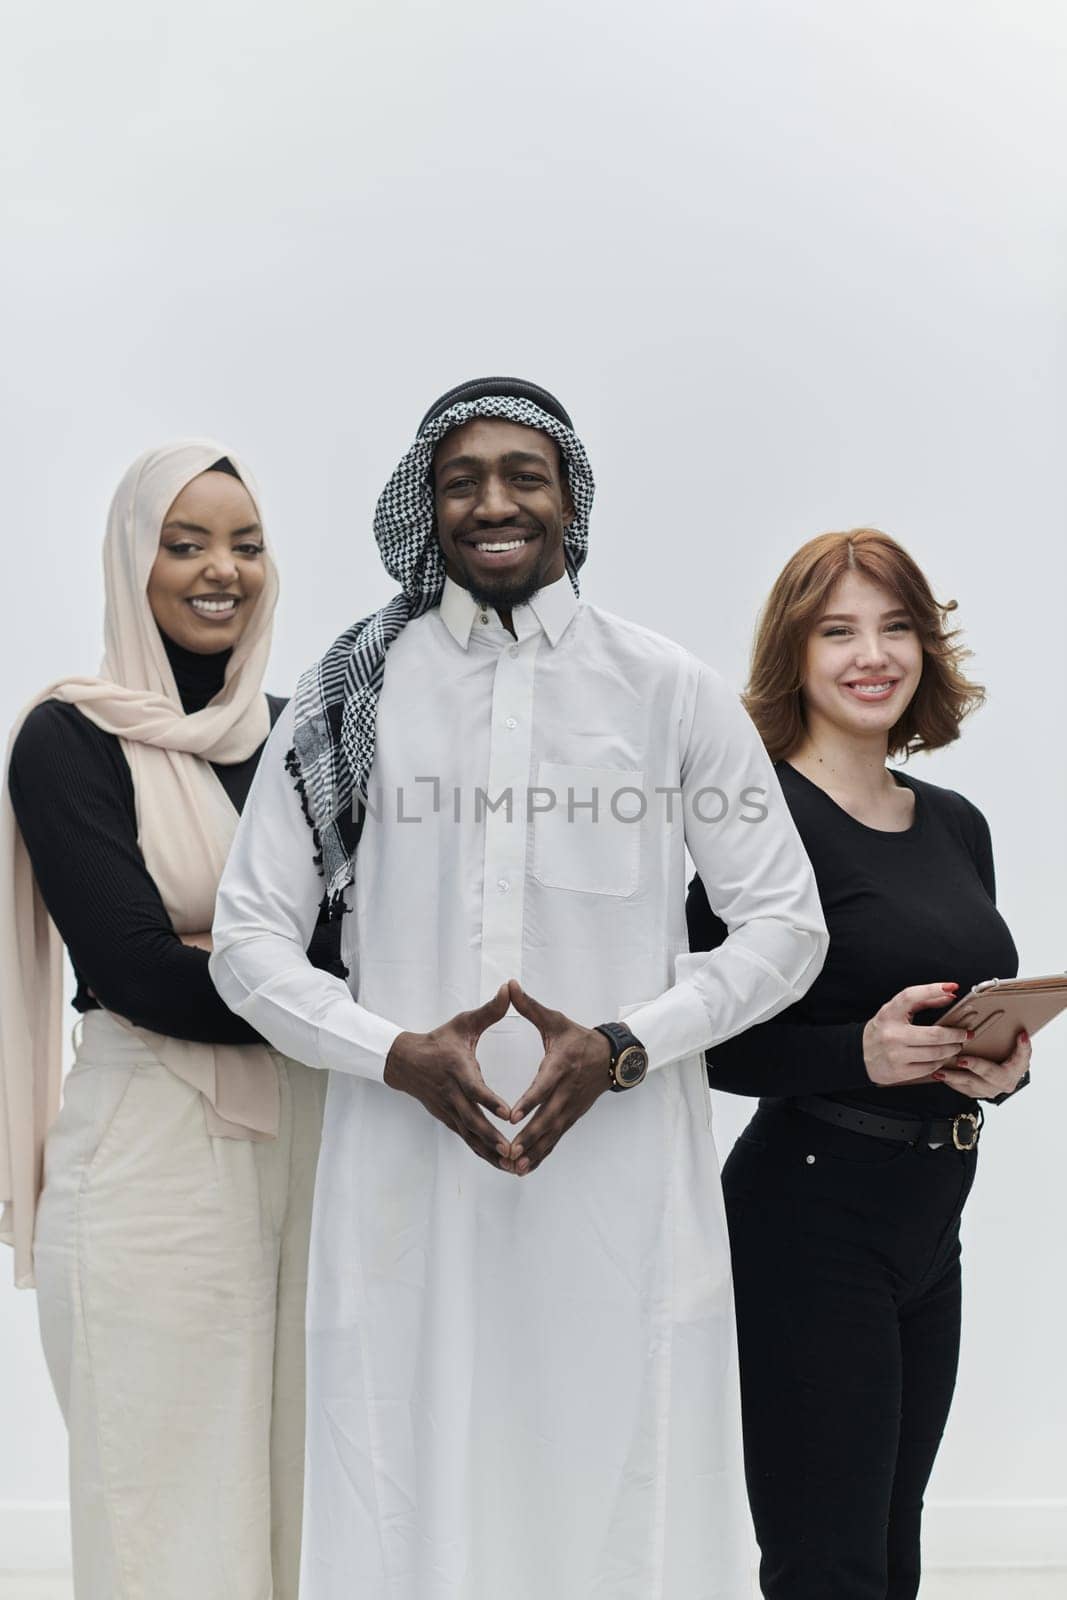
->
[383, 980, 613, 1175]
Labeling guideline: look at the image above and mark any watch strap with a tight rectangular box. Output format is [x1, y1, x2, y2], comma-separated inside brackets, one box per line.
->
[594, 1021, 642, 1062]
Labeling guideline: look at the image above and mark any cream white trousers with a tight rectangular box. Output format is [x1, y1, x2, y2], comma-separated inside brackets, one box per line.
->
[33, 1009, 326, 1600]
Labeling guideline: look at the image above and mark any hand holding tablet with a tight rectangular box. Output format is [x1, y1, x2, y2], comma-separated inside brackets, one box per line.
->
[937, 973, 1067, 1064]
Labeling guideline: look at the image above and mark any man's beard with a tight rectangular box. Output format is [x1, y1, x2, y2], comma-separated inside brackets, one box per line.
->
[454, 529, 554, 612]
[466, 567, 548, 611]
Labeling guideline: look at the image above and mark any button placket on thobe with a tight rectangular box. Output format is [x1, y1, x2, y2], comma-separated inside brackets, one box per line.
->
[477, 624, 540, 999]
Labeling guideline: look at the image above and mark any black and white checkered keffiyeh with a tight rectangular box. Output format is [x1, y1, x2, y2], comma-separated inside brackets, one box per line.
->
[286, 394, 596, 900]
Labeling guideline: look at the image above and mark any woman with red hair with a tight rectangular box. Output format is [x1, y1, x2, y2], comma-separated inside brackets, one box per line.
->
[688, 529, 1030, 1600]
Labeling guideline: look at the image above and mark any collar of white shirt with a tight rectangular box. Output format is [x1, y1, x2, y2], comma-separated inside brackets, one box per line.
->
[438, 572, 579, 650]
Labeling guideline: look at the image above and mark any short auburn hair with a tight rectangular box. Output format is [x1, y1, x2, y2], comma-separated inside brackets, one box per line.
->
[744, 529, 985, 761]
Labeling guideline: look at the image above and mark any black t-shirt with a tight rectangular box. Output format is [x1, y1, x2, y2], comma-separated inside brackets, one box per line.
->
[8, 637, 342, 1046]
[686, 761, 1020, 1119]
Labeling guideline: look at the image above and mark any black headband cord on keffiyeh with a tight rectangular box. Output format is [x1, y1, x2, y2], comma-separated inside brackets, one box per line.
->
[286, 384, 596, 903]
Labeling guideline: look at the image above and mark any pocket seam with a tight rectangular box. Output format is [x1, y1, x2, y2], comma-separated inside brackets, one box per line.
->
[531, 761, 642, 899]
[82, 1064, 143, 1186]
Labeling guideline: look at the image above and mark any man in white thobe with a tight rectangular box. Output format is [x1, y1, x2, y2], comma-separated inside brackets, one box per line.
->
[211, 378, 827, 1600]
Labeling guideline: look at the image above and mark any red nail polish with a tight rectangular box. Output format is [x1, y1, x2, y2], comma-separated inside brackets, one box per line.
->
[1020, 1030, 1029, 1044]
[957, 1059, 968, 1069]
[932, 1071, 946, 1081]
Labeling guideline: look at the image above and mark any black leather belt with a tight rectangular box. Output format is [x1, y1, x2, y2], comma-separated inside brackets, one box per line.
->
[791, 1095, 983, 1152]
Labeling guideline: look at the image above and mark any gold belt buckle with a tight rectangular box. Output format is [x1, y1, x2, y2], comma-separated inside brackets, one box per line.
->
[952, 1112, 980, 1151]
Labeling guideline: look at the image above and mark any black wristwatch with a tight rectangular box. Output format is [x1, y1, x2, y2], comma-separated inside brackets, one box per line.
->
[594, 1022, 649, 1092]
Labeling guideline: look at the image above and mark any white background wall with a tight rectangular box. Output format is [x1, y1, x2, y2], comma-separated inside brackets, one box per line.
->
[2, 0, 1065, 1572]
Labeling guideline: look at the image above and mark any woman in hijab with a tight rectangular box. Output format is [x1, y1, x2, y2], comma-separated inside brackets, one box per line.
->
[0, 442, 330, 1600]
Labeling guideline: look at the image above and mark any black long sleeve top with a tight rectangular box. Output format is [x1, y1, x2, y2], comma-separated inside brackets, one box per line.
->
[8, 636, 341, 1045]
[686, 761, 1020, 1119]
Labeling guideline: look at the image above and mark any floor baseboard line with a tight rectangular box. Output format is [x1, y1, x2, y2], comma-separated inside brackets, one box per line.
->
[0, 1498, 1065, 1573]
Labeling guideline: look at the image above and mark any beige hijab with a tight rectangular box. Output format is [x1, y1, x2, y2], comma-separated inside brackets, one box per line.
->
[1, 440, 281, 1287]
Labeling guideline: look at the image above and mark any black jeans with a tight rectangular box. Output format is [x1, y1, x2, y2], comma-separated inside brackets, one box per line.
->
[723, 1100, 978, 1600]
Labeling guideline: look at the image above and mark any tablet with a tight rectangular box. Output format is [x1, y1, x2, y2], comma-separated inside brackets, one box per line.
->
[937, 973, 1067, 1063]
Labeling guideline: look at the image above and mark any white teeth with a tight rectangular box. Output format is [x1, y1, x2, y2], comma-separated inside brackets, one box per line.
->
[474, 540, 525, 553]
[190, 597, 237, 614]
[847, 681, 893, 696]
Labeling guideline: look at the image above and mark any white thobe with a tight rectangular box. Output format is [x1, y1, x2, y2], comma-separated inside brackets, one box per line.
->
[211, 574, 827, 1600]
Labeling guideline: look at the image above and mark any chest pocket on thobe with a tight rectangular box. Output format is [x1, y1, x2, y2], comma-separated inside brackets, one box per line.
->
[532, 762, 643, 898]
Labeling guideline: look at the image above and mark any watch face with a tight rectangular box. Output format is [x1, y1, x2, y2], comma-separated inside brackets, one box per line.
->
[615, 1045, 649, 1089]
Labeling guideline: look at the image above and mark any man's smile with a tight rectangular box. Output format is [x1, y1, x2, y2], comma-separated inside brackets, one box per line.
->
[458, 529, 543, 567]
